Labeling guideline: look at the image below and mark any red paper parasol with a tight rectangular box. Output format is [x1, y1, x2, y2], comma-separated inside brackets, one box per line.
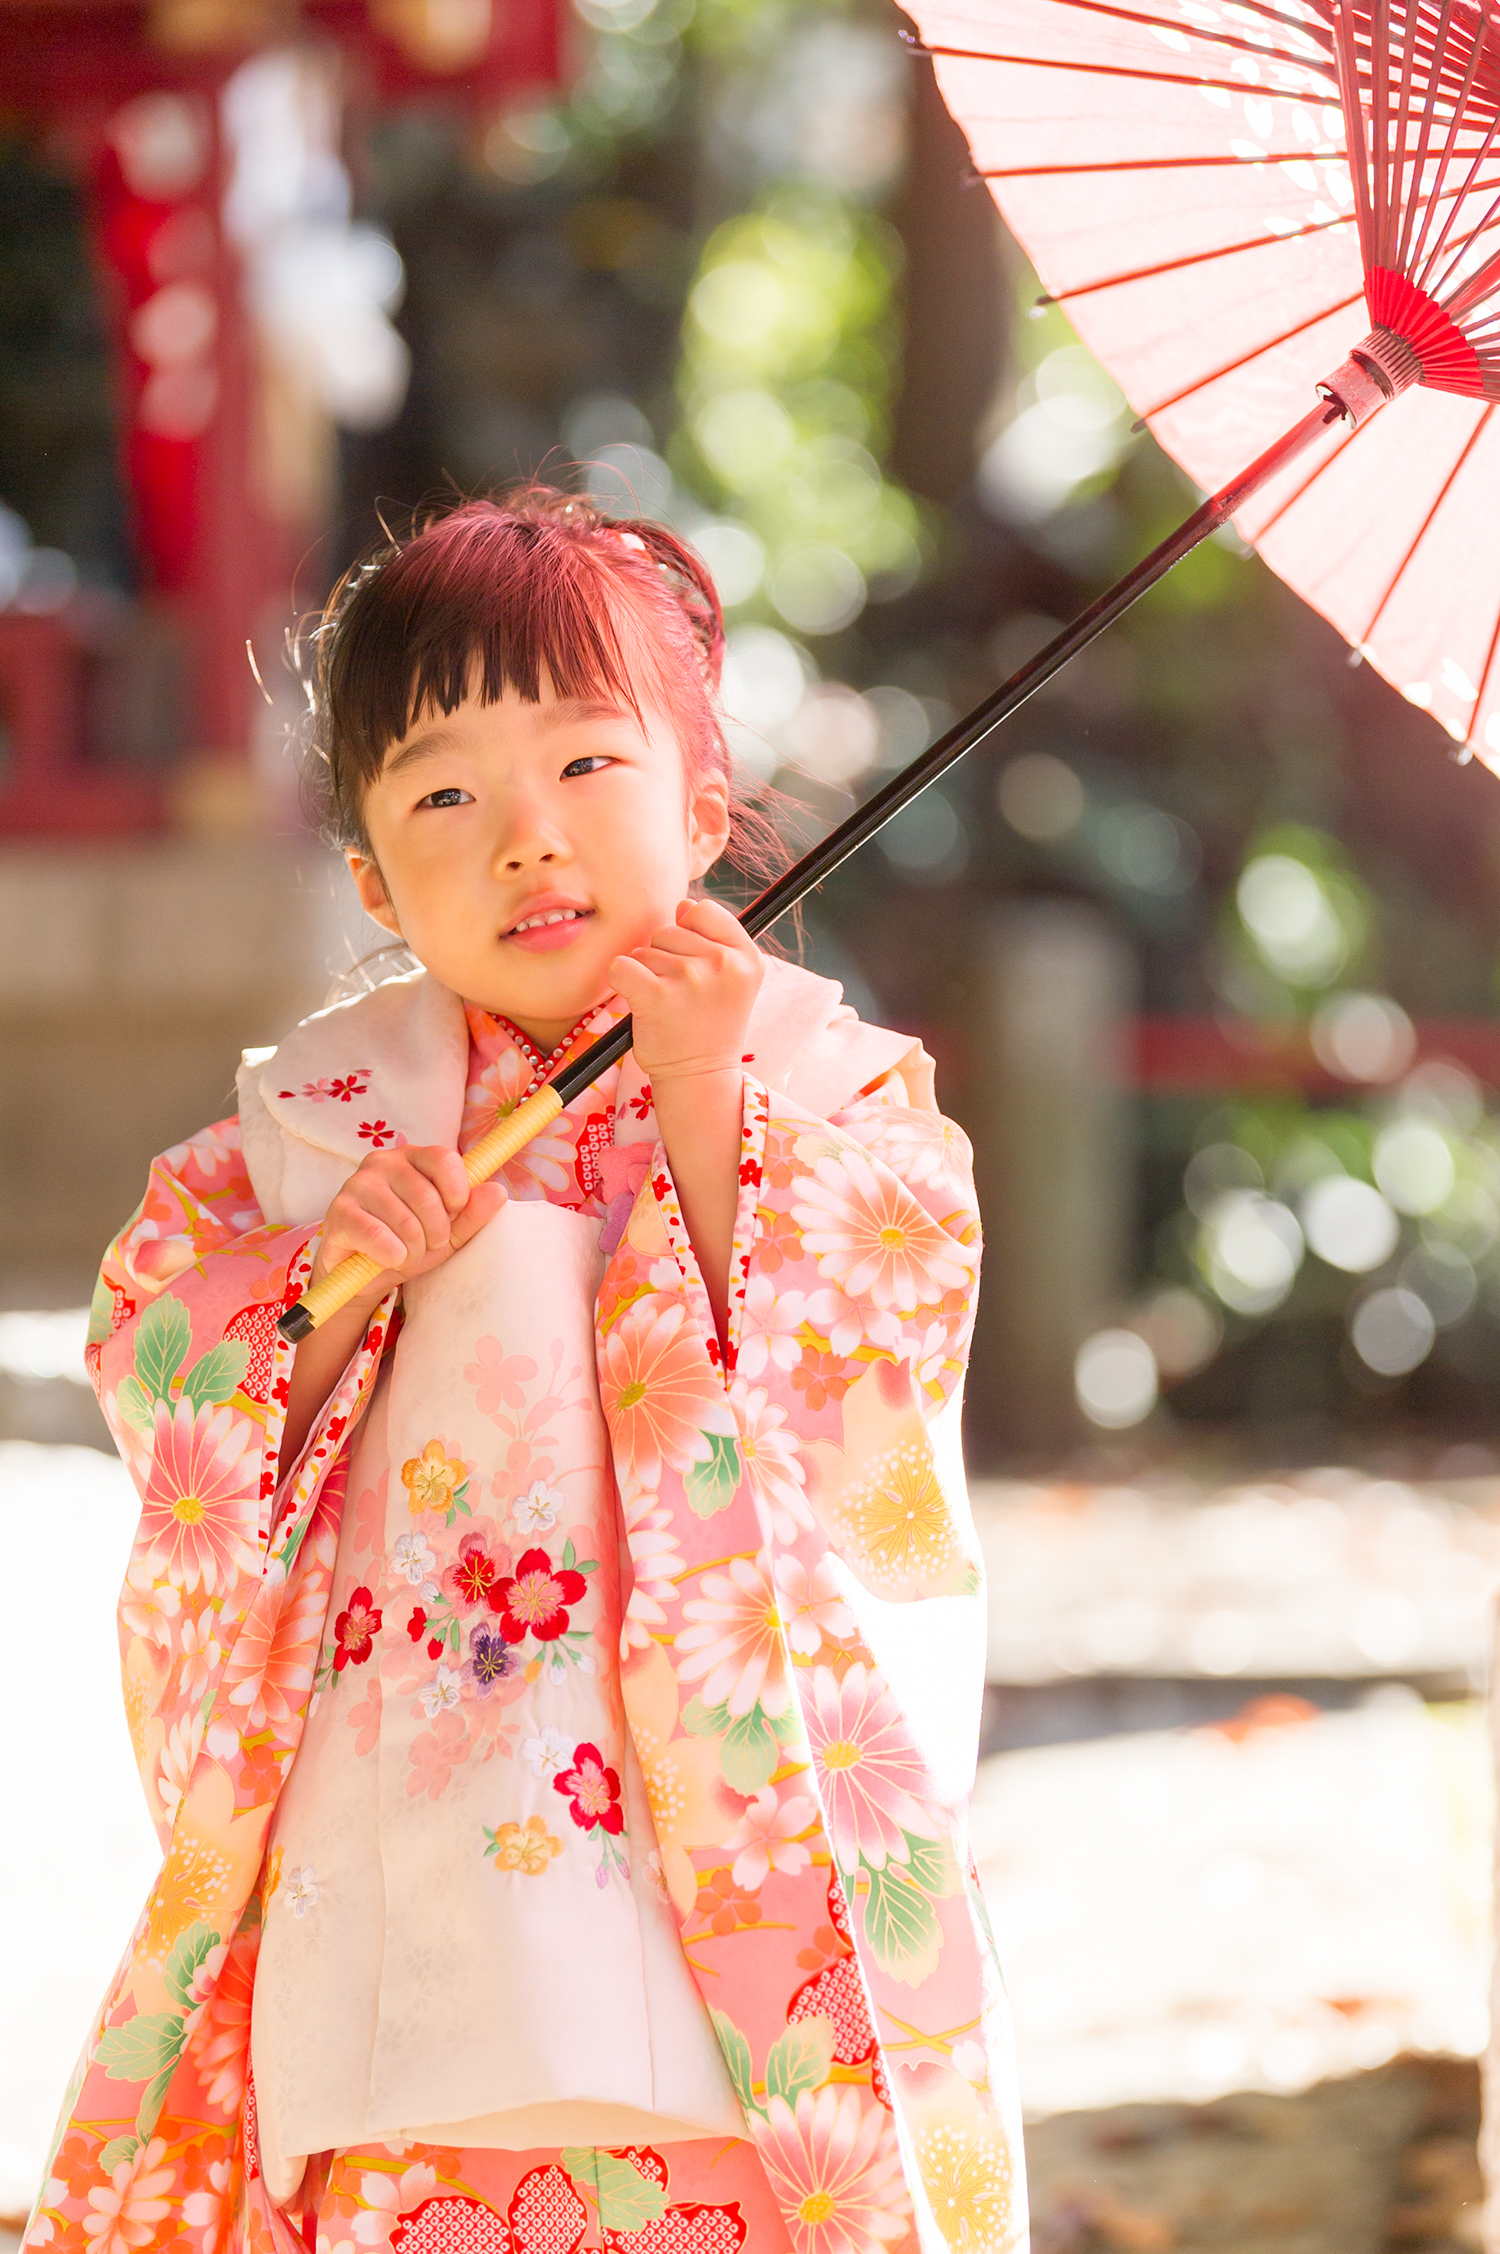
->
[282, 0, 1500, 1337]
[906, 0, 1500, 763]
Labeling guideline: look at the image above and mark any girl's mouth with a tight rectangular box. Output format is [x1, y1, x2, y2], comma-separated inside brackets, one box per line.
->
[502, 905, 595, 953]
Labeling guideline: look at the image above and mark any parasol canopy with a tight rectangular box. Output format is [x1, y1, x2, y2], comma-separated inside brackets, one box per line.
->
[907, 0, 1500, 763]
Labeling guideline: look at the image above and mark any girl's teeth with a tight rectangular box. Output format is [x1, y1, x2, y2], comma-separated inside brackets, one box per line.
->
[515, 908, 583, 933]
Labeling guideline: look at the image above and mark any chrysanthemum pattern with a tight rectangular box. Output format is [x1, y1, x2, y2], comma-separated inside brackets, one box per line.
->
[43, 981, 1022, 2254]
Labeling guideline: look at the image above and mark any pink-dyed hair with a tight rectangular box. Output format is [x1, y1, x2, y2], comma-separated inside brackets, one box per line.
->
[303, 487, 784, 887]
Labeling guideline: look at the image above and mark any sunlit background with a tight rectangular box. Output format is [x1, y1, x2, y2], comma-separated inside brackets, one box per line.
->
[3, 0, 1500, 2240]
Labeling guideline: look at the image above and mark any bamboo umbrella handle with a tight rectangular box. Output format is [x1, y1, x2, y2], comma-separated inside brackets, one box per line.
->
[276, 1083, 566, 1342]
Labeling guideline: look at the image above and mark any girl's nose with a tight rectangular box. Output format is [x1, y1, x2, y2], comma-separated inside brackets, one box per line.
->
[492, 797, 571, 875]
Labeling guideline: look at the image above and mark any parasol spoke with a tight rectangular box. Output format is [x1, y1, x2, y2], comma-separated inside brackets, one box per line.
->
[1401, 3, 1492, 281]
[1143, 289, 1367, 416]
[1245, 415, 1364, 539]
[980, 149, 1344, 175]
[1038, 212, 1353, 304]
[1360, 407, 1493, 641]
[921, 40, 1338, 97]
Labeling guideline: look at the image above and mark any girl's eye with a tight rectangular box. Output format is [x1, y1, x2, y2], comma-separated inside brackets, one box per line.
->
[418, 787, 472, 809]
[561, 755, 614, 779]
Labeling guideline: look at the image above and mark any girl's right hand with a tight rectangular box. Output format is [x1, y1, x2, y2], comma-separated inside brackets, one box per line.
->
[310, 1144, 507, 1303]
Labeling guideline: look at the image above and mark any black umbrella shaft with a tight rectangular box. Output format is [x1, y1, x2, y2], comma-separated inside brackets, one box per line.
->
[550, 394, 1344, 1112]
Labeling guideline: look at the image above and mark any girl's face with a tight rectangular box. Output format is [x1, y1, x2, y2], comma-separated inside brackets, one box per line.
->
[347, 675, 731, 1048]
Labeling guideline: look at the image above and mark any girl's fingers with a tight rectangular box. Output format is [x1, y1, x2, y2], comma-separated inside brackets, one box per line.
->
[328, 1205, 411, 1273]
[403, 1145, 471, 1215]
[450, 1181, 506, 1249]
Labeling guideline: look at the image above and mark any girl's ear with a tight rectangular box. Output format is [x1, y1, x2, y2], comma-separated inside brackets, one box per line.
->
[687, 769, 732, 880]
[347, 848, 402, 937]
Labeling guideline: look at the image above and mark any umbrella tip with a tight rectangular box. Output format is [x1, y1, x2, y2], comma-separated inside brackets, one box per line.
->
[1347, 646, 1365, 668]
[1028, 296, 1054, 318]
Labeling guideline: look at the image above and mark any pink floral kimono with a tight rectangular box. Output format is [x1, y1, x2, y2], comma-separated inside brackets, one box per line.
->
[25, 953, 1026, 2254]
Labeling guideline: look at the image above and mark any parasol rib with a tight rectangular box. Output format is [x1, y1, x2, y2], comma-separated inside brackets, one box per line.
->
[1144, 291, 1367, 417]
[1359, 408, 1492, 641]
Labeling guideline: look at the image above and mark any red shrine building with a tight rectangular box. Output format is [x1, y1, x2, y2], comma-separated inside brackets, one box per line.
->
[0, 0, 559, 836]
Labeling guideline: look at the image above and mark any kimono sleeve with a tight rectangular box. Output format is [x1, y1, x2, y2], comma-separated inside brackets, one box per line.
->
[611, 1055, 982, 1608]
[89, 1114, 389, 1843]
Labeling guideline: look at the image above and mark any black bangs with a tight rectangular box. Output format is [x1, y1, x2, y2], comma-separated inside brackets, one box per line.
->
[301, 490, 732, 854]
[320, 515, 643, 834]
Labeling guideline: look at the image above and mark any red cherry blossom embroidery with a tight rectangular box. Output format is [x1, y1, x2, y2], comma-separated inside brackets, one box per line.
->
[357, 1118, 405, 1148]
[738, 1157, 762, 1188]
[407, 1606, 427, 1642]
[490, 1547, 586, 1644]
[627, 1082, 654, 1120]
[427, 1636, 444, 1660]
[333, 1587, 382, 1669]
[445, 1534, 502, 1608]
[553, 1742, 624, 1835]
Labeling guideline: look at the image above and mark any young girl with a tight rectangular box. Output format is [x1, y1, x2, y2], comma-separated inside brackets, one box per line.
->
[29, 493, 1026, 2254]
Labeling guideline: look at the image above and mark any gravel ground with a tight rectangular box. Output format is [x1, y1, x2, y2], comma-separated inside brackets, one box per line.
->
[1026, 2054, 1483, 2253]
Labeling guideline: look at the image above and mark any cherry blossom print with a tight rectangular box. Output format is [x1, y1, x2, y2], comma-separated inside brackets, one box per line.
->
[618, 1479, 683, 1656]
[392, 1531, 438, 1587]
[334, 1587, 383, 1671]
[724, 1785, 816, 1891]
[408, 1710, 469, 1799]
[750, 2087, 910, 2254]
[735, 1276, 810, 1379]
[804, 1663, 938, 1871]
[489, 1546, 586, 1644]
[285, 1866, 318, 1918]
[445, 1533, 505, 1609]
[522, 1725, 574, 1779]
[729, 1380, 810, 1541]
[465, 1623, 518, 1698]
[598, 1299, 732, 1484]
[792, 1149, 975, 1312]
[775, 1554, 856, 1658]
[118, 1568, 181, 1661]
[81, 2134, 176, 2253]
[401, 1439, 469, 1517]
[162, 1118, 241, 1179]
[140, 1397, 260, 1593]
[804, 1283, 904, 1363]
[154, 1709, 204, 1827]
[464, 1335, 538, 1419]
[356, 1118, 406, 1149]
[553, 1741, 624, 1834]
[175, 1611, 222, 1705]
[677, 1550, 792, 1719]
[180, 2154, 230, 2237]
[419, 1662, 464, 1718]
[356, 2160, 440, 2234]
[512, 1479, 563, 1534]
[484, 1814, 564, 1874]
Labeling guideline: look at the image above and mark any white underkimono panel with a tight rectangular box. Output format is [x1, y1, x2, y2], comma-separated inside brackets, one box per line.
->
[251, 1196, 745, 2203]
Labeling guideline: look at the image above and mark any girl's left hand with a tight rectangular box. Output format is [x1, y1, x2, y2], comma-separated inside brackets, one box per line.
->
[609, 897, 763, 1082]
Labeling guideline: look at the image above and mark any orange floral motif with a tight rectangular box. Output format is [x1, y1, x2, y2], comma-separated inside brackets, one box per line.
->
[484, 1815, 564, 1874]
[401, 1439, 468, 1517]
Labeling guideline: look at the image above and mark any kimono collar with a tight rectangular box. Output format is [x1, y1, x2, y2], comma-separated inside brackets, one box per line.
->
[244, 951, 914, 1179]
